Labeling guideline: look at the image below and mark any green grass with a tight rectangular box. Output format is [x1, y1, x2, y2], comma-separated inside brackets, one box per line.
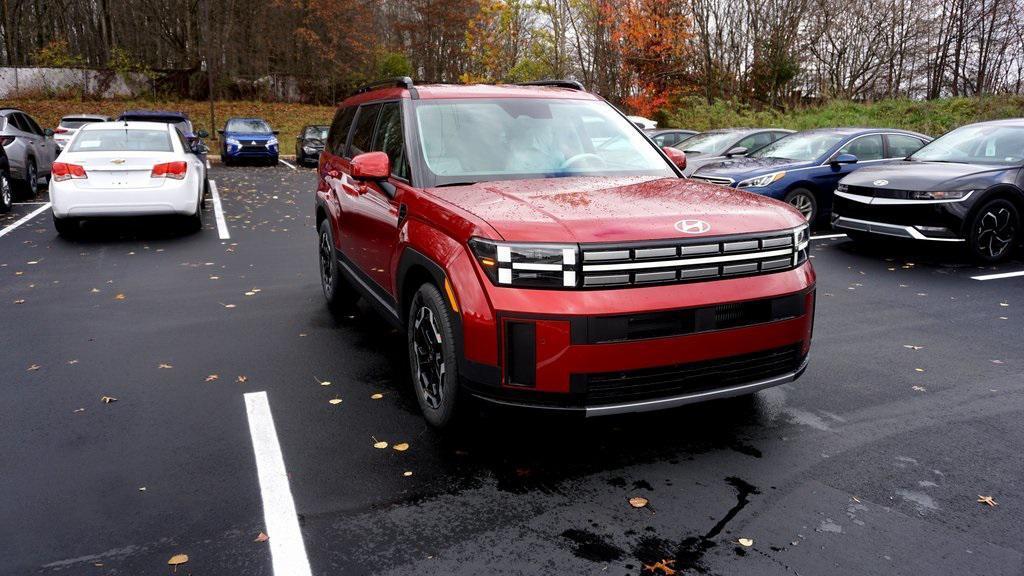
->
[664, 95, 1024, 137]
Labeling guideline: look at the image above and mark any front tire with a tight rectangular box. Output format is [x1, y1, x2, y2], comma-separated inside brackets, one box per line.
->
[318, 219, 359, 312]
[0, 171, 12, 213]
[20, 160, 38, 197]
[407, 283, 461, 428]
[969, 198, 1019, 263]
[784, 188, 817, 224]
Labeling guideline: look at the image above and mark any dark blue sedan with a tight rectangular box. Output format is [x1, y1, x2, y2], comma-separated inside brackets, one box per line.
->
[690, 128, 931, 224]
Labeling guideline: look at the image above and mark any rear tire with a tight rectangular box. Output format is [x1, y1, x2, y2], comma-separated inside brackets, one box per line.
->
[19, 159, 38, 198]
[186, 189, 204, 233]
[968, 198, 1019, 263]
[53, 215, 78, 237]
[0, 171, 12, 213]
[784, 188, 817, 224]
[407, 282, 461, 428]
[318, 219, 359, 313]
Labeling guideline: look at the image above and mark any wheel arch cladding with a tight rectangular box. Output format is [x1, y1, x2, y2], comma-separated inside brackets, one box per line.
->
[397, 249, 448, 325]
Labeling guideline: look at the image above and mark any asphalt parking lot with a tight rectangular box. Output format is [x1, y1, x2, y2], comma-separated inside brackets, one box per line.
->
[2, 164, 1023, 576]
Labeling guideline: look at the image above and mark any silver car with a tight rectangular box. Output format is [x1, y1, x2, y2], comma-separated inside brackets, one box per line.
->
[0, 108, 57, 197]
[54, 114, 112, 151]
[676, 128, 794, 176]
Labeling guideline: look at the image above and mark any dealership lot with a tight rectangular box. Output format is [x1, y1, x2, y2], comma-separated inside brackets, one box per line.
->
[1, 165, 1022, 575]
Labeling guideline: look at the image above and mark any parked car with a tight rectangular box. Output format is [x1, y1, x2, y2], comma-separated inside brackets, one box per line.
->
[219, 117, 279, 166]
[50, 121, 209, 236]
[675, 128, 794, 176]
[53, 114, 111, 150]
[296, 124, 329, 166]
[116, 110, 207, 155]
[0, 145, 12, 213]
[0, 108, 57, 197]
[690, 128, 931, 225]
[627, 115, 657, 130]
[315, 78, 814, 428]
[646, 128, 697, 148]
[834, 118, 1024, 262]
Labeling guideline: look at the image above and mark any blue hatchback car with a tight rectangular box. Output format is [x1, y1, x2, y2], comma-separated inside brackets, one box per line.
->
[690, 128, 931, 225]
[219, 118, 279, 166]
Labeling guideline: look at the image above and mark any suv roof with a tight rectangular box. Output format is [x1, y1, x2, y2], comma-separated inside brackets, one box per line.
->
[342, 81, 599, 108]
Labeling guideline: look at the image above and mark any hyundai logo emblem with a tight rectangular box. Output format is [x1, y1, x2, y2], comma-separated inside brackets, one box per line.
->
[873, 179, 889, 186]
[675, 219, 711, 234]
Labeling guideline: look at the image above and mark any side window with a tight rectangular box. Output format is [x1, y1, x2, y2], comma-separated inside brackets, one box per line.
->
[652, 134, 668, 147]
[8, 113, 27, 132]
[326, 107, 356, 157]
[886, 134, 925, 158]
[737, 132, 773, 153]
[349, 104, 382, 157]
[770, 131, 790, 142]
[21, 114, 44, 135]
[372, 102, 410, 181]
[839, 135, 884, 161]
[174, 128, 190, 153]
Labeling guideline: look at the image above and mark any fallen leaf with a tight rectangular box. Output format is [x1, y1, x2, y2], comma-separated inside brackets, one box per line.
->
[139, 487, 146, 491]
[67, 359, 79, 365]
[903, 345, 923, 350]
[114, 293, 126, 300]
[738, 538, 754, 547]
[90, 288, 100, 293]
[13, 299, 25, 304]
[205, 374, 219, 382]
[914, 368, 925, 372]
[236, 375, 248, 383]
[371, 393, 384, 400]
[254, 532, 269, 542]
[26, 364, 40, 371]
[403, 471, 413, 477]
[912, 385, 926, 392]
[315, 377, 331, 386]
[642, 559, 676, 574]
[101, 396, 117, 403]
[158, 363, 173, 369]
[393, 442, 409, 451]
[373, 441, 388, 449]
[329, 398, 342, 405]
[167, 554, 189, 566]
[245, 291, 256, 296]
[978, 495, 998, 507]
[628, 496, 649, 508]
[999, 302, 1009, 307]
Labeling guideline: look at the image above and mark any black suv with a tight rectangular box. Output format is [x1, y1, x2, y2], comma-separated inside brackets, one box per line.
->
[296, 124, 329, 166]
[834, 119, 1023, 262]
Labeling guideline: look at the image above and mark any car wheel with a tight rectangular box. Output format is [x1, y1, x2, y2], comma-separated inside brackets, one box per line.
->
[296, 150, 304, 165]
[407, 282, 461, 428]
[221, 153, 231, 167]
[53, 214, 78, 237]
[22, 160, 38, 197]
[317, 219, 359, 312]
[0, 171, 12, 213]
[968, 198, 1019, 263]
[784, 188, 817, 223]
[202, 176, 210, 209]
[186, 189, 204, 233]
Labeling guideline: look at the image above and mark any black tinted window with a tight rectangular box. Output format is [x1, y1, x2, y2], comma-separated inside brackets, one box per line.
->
[349, 104, 382, 157]
[24, 113, 44, 134]
[373, 102, 409, 180]
[840, 134, 884, 161]
[887, 134, 925, 158]
[8, 113, 27, 131]
[737, 132, 774, 153]
[327, 107, 356, 157]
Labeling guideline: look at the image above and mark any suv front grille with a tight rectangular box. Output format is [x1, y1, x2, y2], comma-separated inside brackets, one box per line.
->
[578, 228, 809, 288]
[690, 175, 734, 186]
[581, 344, 804, 405]
[845, 185, 912, 200]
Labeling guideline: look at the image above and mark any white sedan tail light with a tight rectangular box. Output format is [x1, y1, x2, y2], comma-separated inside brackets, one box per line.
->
[151, 161, 187, 180]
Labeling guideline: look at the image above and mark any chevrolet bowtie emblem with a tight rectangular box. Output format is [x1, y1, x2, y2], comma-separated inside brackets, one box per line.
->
[110, 159, 126, 165]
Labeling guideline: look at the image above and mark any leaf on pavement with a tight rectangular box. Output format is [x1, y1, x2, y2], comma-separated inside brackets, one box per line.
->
[158, 363, 173, 369]
[205, 374, 219, 382]
[393, 442, 409, 451]
[628, 496, 649, 508]
[13, 299, 25, 304]
[912, 385, 926, 392]
[738, 538, 754, 547]
[101, 396, 117, 403]
[236, 375, 248, 383]
[903, 345, 923, 350]
[167, 553, 189, 566]
[371, 393, 384, 400]
[642, 559, 676, 574]
[114, 293, 126, 300]
[977, 495, 998, 507]
[329, 398, 342, 405]
[254, 532, 269, 542]
[403, 471, 413, 477]
[315, 377, 330, 386]
[26, 364, 40, 371]
[372, 437, 388, 449]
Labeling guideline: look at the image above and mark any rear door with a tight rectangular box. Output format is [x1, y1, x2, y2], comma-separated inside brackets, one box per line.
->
[20, 113, 56, 174]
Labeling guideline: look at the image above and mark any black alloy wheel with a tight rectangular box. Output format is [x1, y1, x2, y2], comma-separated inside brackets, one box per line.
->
[0, 171, 11, 212]
[969, 198, 1019, 262]
[317, 219, 358, 312]
[407, 283, 460, 428]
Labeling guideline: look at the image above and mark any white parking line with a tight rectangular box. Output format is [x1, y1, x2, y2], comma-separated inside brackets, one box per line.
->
[244, 391, 313, 576]
[0, 202, 51, 238]
[206, 158, 211, 169]
[811, 233, 848, 240]
[972, 270, 1024, 281]
[209, 180, 230, 240]
[279, 158, 297, 171]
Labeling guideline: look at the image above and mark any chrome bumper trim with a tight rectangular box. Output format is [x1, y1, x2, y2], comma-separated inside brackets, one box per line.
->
[835, 190, 974, 205]
[833, 216, 964, 242]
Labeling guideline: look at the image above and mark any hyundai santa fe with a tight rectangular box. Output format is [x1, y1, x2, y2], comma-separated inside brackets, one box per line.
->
[315, 78, 816, 428]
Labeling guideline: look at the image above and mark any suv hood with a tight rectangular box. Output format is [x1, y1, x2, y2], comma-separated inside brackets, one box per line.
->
[840, 160, 1018, 191]
[428, 176, 805, 243]
[694, 157, 809, 180]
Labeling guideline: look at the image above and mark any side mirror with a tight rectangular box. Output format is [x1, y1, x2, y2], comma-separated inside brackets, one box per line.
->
[724, 146, 748, 158]
[272, 130, 280, 135]
[44, 128, 55, 137]
[217, 129, 225, 135]
[197, 129, 209, 139]
[831, 153, 858, 165]
[351, 151, 390, 181]
[662, 146, 687, 171]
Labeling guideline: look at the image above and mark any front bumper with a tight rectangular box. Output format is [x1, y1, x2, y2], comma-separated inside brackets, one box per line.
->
[223, 144, 278, 158]
[832, 190, 971, 241]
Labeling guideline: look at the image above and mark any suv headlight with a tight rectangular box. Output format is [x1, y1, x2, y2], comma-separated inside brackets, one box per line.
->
[793, 223, 809, 266]
[267, 137, 279, 147]
[737, 171, 786, 188]
[911, 190, 970, 200]
[468, 238, 578, 288]
[226, 138, 241, 147]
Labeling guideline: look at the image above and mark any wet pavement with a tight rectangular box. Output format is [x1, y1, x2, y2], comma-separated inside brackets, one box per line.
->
[1, 165, 1022, 575]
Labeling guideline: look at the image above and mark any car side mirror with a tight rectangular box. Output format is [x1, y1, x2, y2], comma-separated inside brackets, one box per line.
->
[831, 153, 858, 165]
[44, 128, 55, 137]
[725, 146, 748, 158]
[272, 130, 280, 135]
[351, 151, 390, 181]
[197, 129, 209, 139]
[662, 146, 687, 171]
[217, 129, 225, 135]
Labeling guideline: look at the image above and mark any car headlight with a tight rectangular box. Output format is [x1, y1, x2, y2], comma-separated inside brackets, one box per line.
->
[267, 137, 279, 147]
[737, 171, 786, 188]
[911, 190, 970, 200]
[468, 238, 577, 289]
[836, 183, 848, 193]
[226, 138, 241, 147]
[793, 223, 810, 265]
[303, 146, 318, 153]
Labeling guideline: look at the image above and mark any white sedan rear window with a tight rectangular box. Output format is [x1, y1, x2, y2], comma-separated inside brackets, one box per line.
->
[70, 129, 173, 152]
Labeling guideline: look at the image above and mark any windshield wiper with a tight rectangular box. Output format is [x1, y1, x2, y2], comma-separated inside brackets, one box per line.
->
[435, 181, 478, 187]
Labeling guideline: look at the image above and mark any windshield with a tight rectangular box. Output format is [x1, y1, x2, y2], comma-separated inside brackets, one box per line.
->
[227, 119, 272, 133]
[910, 125, 1024, 165]
[751, 132, 845, 161]
[413, 98, 674, 184]
[304, 126, 328, 140]
[675, 132, 739, 155]
[60, 118, 105, 129]
[69, 129, 173, 152]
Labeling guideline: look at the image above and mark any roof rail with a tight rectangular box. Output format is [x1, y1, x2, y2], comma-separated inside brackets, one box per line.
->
[352, 77, 419, 99]
[517, 79, 585, 91]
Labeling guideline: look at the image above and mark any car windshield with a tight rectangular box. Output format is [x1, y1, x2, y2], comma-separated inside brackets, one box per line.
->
[227, 119, 272, 133]
[676, 132, 739, 155]
[69, 129, 173, 152]
[305, 126, 328, 140]
[60, 118, 104, 129]
[910, 125, 1024, 165]
[750, 132, 845, 161]
[413, 98, 674, 184]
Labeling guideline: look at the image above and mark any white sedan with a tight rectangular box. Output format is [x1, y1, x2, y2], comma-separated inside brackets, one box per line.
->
[50, 121, 208, 236]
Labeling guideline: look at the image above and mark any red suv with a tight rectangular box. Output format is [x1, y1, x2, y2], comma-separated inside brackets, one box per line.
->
[315, 78, 815, 428]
